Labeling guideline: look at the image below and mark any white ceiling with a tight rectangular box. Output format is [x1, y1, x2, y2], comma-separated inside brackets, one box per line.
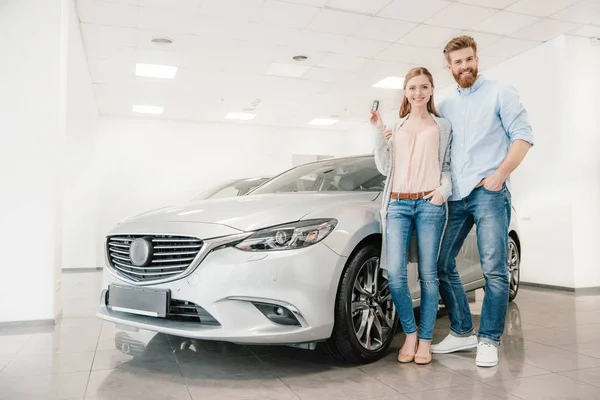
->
[77, 0, 600, 130]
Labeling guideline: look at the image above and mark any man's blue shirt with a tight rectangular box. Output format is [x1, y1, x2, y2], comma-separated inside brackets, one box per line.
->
[438, 75, 534, 201]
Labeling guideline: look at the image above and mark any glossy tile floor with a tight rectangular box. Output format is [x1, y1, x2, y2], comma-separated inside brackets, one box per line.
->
[2, 272, 600, 400]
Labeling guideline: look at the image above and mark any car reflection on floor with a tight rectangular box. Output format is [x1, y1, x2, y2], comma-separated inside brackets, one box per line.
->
[113, 299, 524, 357]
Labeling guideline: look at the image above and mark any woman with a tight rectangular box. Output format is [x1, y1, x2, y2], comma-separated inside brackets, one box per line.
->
[370, 67, 452, 365]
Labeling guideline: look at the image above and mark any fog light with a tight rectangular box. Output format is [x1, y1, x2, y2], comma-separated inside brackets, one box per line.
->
[253, 302, 301, 326]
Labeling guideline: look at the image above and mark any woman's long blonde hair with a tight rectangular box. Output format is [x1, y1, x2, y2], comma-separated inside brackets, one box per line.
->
[399, 67, 440, 118]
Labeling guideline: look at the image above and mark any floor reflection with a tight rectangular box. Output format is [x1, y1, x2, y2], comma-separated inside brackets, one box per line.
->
[92, 301, 530, 399]
[5, 272, 600, 399]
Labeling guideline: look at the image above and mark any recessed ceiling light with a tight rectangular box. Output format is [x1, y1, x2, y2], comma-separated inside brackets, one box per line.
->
[226, 112, 256, 121]
[265, 63, 310, 78]
[372, 76, 404, 89]
[309, 118, 339, 126]
[132, 105, 164, 114]
[292, 55, 308, 61]
[135, 63, 177, 79]
[151, 37, 173, 45]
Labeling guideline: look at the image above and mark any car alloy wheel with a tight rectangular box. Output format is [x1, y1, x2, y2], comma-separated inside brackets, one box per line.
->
[508, 237, 520, 301]
[351, 256, 396, 351]
[326, 242, 398, 363]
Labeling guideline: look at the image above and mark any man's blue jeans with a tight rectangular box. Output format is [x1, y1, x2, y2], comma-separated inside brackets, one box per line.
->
[386, 198, 447, 342]
[438, 184, 511, 346]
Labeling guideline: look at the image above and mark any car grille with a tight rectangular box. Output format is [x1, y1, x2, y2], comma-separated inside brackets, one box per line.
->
[168, 299, 220, 325]
[107, 234, 203, 283]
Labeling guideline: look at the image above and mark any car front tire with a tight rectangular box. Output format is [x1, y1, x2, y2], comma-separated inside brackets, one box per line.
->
[508, 236, 520, 302]
[325, 242, 398, 364]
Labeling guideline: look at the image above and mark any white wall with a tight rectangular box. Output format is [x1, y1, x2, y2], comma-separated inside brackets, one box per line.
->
[483, 35, 600, 289]
[94, 118, 362, 267]
[0, 0, 68, 322]
[62, 0, 99, 270]
[481, 36, 575, 288]
[565, 37, 600, 289]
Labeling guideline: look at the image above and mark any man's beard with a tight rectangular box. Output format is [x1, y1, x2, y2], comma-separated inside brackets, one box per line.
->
[453, 67, 478, 88]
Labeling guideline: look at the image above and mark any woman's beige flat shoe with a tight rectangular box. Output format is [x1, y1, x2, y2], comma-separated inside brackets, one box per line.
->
[398, 342, 418, 363]
[414, 351, 432, 365]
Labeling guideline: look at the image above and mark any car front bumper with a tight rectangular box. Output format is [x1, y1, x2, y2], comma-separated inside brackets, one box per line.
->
[97, 242, 347, 345]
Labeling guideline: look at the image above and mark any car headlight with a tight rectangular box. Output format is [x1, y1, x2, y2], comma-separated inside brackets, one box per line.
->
[235, 219, 337, 252]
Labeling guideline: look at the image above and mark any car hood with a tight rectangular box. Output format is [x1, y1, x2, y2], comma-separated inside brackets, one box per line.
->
[122, 192, 380, 232]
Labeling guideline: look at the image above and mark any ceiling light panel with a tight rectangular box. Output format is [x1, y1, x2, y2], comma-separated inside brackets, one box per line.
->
[132, 105, 164, 114]
[225, 112, 256, 120]
[135, 63, 178, 79]
[372, 76, 405, 89]
[309, 118, 339, 126]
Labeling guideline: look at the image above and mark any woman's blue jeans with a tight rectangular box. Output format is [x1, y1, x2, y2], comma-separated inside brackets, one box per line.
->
[386, 198, 447, 341]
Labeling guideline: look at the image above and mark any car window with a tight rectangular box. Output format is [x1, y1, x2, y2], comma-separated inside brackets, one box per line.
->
[251, 157, 385, 194]
[209, 186, 240, 199]
[193, 178, 269, 200]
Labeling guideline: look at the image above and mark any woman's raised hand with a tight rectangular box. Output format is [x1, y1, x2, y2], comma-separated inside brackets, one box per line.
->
[369, 110, 383, 129]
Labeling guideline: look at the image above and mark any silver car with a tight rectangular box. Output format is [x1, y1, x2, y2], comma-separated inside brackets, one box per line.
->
[97, 155, 522, 364]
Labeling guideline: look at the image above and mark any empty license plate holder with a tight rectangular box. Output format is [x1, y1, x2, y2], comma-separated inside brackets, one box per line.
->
[108, 284, 170, 318]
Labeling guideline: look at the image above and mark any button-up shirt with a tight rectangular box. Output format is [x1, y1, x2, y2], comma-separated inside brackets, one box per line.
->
[437, 75, 534, 201]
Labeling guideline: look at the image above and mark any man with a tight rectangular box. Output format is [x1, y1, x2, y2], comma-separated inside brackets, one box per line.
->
[430, 36, 533, 367]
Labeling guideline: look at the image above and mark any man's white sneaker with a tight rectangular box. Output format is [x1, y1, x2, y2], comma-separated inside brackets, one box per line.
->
[430, 334, 478, 354]
[476, 342, 498, 367]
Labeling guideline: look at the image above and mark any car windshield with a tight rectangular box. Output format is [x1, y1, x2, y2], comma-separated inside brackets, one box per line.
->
[250, 156, 386, 194]
[193, 178, 270, 200]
